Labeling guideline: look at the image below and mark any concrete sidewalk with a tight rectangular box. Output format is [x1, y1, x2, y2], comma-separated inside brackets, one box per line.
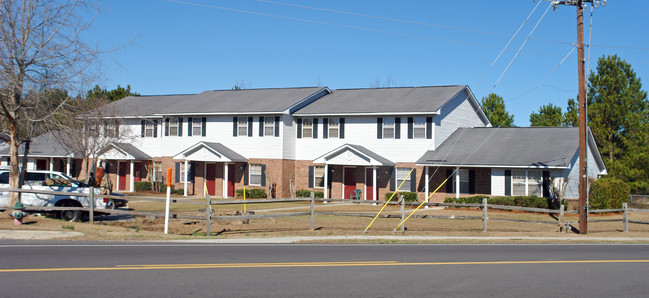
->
[0, 230, 83, 240]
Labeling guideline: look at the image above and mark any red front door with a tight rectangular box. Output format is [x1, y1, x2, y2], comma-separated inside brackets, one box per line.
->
[206, 163, 216, 196]
[227, 164, 235, 197]
[365, 168, 374, 201]
[118, 162, 128, 191]
[344, 167, 356, 199]
[36, 159, 47, 170]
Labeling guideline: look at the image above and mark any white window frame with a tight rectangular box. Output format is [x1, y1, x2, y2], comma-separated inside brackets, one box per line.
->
[413, 117, 426, 139]
[144, 121, 154, 138]
[314, 166, 325, 188]
[328, 118, 339, 138]
[179, 162, 187, 183]
[511, 170, 543, 196]
[153, 162, 162, 181]
[264, 117, 274, 136]
[453, 169, 470, 194]
[192, 118, 202, 136]
[238, 117, 248, 136]
[383, 117, 395, 139]
[396, 168, 412, 190]
[302, 118, 313, 138]
[169, 118, 179, 136]
[249, 164, 263, 186]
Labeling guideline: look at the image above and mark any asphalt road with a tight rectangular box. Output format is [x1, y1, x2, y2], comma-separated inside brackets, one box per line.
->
[1, 242, 648, 297]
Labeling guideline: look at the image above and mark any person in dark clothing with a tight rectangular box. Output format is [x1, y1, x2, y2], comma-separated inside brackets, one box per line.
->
[88, 172, 96, 187]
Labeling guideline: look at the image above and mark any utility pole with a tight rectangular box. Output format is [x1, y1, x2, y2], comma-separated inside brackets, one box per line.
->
[550, 0, 605, 234]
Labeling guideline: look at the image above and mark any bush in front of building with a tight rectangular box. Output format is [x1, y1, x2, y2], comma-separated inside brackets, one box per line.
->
[296, 190, 324, 198]
[589, 178, 630, 209]
[444, 195, 567, 209]
[385, 192, 418, 202]
[134, 181, 152, 192]
[235, 188, 267, 198]
[176, 188, 184, 195]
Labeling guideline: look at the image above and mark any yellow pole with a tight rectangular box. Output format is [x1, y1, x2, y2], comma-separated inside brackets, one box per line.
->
[364, 168, 413, 233]
[394, 178, 449, 232]
[243, 185, 247, 213]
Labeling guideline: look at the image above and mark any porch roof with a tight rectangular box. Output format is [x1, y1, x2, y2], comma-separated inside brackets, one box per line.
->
[313, 144, 394, 166]
[99, 143, 152, 160]
[0, 131, 75, 158]
[173, 142, 247, 162]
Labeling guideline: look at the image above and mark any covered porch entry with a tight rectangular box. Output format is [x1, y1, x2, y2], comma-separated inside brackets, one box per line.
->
[314, 144, 394, 200]
[97, 143, 152, 192]
[174, 142, 248, 197]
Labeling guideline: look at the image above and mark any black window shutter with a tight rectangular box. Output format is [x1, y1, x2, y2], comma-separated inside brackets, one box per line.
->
[233, 117, 238, 136]
[274, 116, 280, 137]
[323, 118, 329, 139]
[187, 117, 193, 136]
[297, 118, 302, 138]
[243, 164, 249, 185]
[259, 117, 264, 136]
[339, 118, 345, 139]
[261, 165, 266, 186]
[178, 118, 183, 136]
[202, 117, 206, 136]
[153, 120, 158, 138]
[377, 118, 383, 139]
[115, 120, 120, 138]
[308, 166, 314, 188]
[542, 171, 550, 198]
[389, 168, 395, 191]
[327, 167, 333, 189]
[410, 168, 417, 192]
[395, 117, 401, 139]
[446, 169, 453, 193]
[165, 118, 169, 136]
[426, 117, 433, 139]
[505, 170, 512, 196]
[469, 170, 476, 194]
[141, 120, 145, 137]
[313, 118, 318, 139]
[175, 162, 180, 183]
[248, 117, 253, 137]
[407, 117, 414, 139]
[190, 162, 195, 183]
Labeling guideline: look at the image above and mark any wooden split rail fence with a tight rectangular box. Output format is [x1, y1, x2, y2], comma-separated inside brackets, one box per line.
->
[2, 188, 649, 234]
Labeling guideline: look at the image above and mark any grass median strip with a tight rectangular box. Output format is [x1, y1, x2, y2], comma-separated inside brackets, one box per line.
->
[3, 259, 649, 272]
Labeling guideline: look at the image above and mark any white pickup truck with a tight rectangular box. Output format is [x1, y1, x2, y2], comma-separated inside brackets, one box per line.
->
[0, 169, 127, 221]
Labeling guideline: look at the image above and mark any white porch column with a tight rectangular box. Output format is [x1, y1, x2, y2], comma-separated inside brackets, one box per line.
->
[184, 160, 189, 196]
[116, 161, 120, 190]
[373, 166, 377, 205]
[425, 166, 430, 208]
[223, 163, 229, 198]
[324, 164, 329, 200]
[66, 158, 71, 176]
[203, 162, 207, 196]
[129, 160, 135, 192]
[455, 167, 460, 199]
[48, 157, 54, 171]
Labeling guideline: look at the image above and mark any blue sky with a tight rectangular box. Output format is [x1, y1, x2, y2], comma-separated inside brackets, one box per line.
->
[89, 0, 648, 126]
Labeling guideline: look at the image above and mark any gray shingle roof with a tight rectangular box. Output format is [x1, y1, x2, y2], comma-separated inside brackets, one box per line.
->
[0, 131, 74, 157]
[100, 87, 326, 117]
[111, 143, 153, 160]
[202, 142, 247, 162]
[293, 85, 467, 115]
[417, 127, 583, 168]
[346, 144, 395, 166]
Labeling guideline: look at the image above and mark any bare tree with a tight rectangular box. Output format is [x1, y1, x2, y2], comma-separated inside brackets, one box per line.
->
[0, 0, 99, 205]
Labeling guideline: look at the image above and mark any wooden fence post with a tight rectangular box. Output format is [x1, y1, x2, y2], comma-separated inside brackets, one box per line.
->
[89, 187, 94, 225]
[558, 204, 565, 232]
[400, 195, 405, 232]
[482, 198, 488, 232]
[623, 202, 628, 233]
[205, 194, 211, 236]
[310, 192, 315, 231]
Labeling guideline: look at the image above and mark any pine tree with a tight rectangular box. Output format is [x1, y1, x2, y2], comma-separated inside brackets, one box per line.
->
[529, 103, 564, 127]
[480, 93, 515, 127]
